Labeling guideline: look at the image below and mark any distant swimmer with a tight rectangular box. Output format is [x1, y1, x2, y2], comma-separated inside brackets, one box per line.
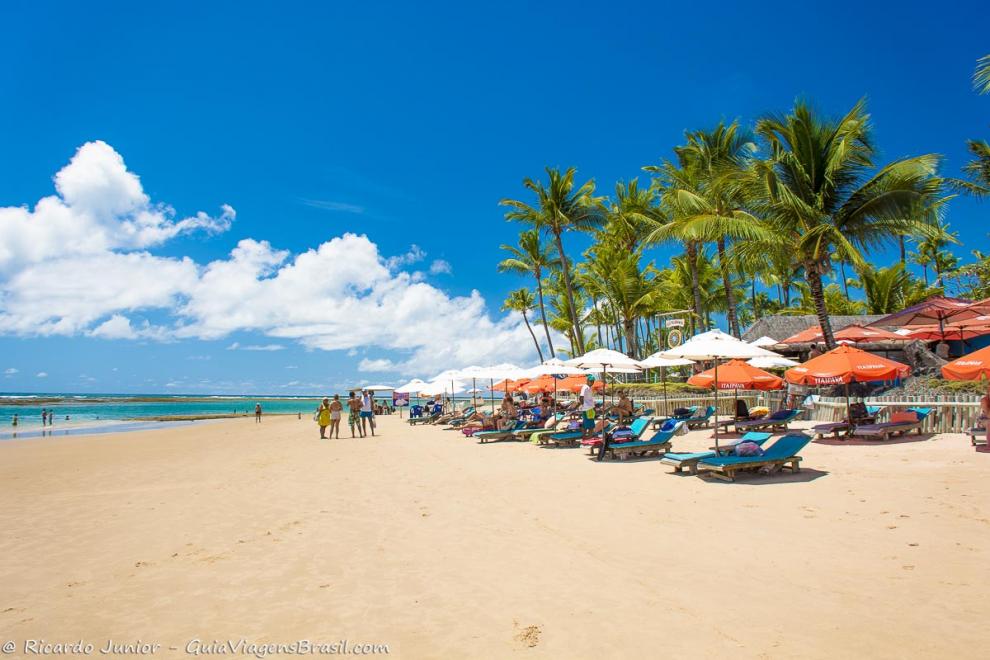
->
[41, 409, 47, 426]
[11, 414, 17, 427]
[329, 394, 343, 439]
[255, 403, 262, 423]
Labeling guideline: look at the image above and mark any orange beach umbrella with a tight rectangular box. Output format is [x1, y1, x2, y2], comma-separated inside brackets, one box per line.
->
[941, 345, 990, 381]
[558, 375, 604, 394]
[785, 345, 910, 385]
[783, 324, 907, 345]
[687, 359, 784, 390]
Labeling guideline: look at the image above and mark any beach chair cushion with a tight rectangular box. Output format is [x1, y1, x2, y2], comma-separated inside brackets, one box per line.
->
[891, 411, 919, 424]
[700, 433, 810, 468]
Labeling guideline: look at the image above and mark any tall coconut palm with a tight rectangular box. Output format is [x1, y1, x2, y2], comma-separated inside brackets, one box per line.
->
[501, 288, 543, 362]
[500, 167, 604, 354]
[581, 241, 658, 358]
[747, 99, 943, 348]
[497, 229, 560, 357]
[644, 162, 706, 331]
[603, 179, 663, 252]
[649, 122, 770, 337]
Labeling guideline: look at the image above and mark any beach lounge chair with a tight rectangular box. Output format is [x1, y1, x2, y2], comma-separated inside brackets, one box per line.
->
[660, 432, 772, 474]
[652, 406, 697, 430]
[603, 420, 686, 460]
[544, 422, 614, 448]
[715, 399, 754, 432]
[852, 408, 931, 441]
[512, 413, 565, 441]
[581, 416, 651, 453]
[969, 425, 987, 446]
[732, 408, 801, 433]
[811, 402, 876, 439]
[685, 405, 716, 429]
[473, 419, 533, 443]
[408, 409, 441, 425]
[696, 432, 812, 482]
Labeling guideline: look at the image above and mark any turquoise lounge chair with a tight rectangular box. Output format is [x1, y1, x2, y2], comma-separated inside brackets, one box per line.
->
[473, 419, 529, 443]
[660, 432, 772, 474]
[582, 416, 652, 454]
[685, 405, 716, 429]
[697, 432, 812, 482]
[544, 422, 615, 448]
[732, 408, 801, 432]
[604, 420, 686, 460]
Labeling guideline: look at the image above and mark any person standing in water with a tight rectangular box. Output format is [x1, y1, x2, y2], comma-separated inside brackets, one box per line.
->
[329, 394, 343, 439]
[41, 409, 47, 426]
[255, 402, 262, 423]
[360, 389, 376, 436]
[11, 414, 18, 428]
[316, 398, 331, 439]
[347, 391, 364, 438]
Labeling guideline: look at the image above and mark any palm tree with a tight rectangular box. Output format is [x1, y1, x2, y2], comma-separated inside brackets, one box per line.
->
[497, 229, 560, 357]
[859, 263, 939, 314]
[748, 99, 943, 348]
[501, 167, 604, 354]
[646, 122, 769, 337]
[974, 53, 990, 95]
[603, 179, 662, 252]
[502, 288, 543, 362]
[581, 241, 658, 358]
[956, 139, 990, 198]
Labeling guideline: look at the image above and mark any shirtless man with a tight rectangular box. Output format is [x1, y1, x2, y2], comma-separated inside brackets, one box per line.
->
[347, 391, 364, 438]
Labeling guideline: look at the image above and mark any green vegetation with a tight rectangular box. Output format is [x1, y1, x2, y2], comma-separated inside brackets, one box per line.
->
[497, 56, 990, 358]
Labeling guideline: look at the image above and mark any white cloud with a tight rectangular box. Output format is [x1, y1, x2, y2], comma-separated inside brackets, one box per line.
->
[385, 244, 426, 269]
[299, 199, 365, 214]
[0, 142, 558, 376]
[4, 367, 17, 375]
[358, 358, 396, 372]
[226, 342, 285, 351]
[284, 364, 298, 369]
[429, 259, 452, 275]
[36, 371, 47, 378]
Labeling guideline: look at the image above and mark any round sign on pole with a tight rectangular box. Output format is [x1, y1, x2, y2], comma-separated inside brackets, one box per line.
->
[667, 329, 683, 348]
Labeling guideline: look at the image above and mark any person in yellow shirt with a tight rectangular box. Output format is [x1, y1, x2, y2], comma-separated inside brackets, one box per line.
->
[316, 397, 332, 439]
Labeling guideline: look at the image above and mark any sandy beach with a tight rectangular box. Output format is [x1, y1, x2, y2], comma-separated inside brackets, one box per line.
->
[0, 414, 987, 658]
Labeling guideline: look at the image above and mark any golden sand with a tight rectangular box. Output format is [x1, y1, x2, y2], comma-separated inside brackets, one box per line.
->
[0, 414, 987, 658]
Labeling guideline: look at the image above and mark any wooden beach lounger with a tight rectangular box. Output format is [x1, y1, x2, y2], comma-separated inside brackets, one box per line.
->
[852, 408, 931, 441]
[731, 408, 800, 433]
[581, 417, 651, 453]
[696, 432, 812, 482]
[684, 405, 716, 429]
[811, 402, 876, 439]
[661, 432, 772, 474]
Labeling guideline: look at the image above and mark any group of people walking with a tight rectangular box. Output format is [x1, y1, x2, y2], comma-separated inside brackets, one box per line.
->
[315, 390, 377, 439]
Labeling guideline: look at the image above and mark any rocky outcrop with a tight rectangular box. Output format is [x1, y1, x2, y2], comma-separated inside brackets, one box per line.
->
[902, 340, 947, 376]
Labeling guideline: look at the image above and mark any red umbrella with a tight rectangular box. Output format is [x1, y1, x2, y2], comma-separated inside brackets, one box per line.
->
[870, 296, 974, 342]
[783, 324, 908, 344]
[902, 324, 990, 341]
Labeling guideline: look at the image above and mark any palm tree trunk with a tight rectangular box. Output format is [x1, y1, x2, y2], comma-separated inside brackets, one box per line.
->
[840, 261, 850, 299]
[521, 310, 543, 362]
[552, 231, 584, 355]
[623, 318, 637, 358]
[899, 237, 906, 264]
[687, 241, 706, 331]
[716, 237, 740, 337]
[922, 265, 929, 286]
[806, 265, 836, 349]
[534, 273, 555, 358]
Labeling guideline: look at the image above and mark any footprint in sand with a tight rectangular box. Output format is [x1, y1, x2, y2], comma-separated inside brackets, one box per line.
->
[514, 624, 542, 648]
[134, 561, 152, 568]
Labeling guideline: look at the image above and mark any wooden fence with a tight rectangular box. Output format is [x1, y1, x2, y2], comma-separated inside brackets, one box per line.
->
[631, 391, 981, 433]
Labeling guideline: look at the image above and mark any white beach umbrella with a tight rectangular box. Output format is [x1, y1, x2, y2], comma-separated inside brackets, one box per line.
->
[363, 385, 394, 391]
[639, 353, 695, 416]
[750, 336, 781, 348]
[660, 329, 782, 449]
[394, 379, 428, 393]
[522, 359, 590, 415]
[747, 356, 799, 369]
[566, 349, 644, 461]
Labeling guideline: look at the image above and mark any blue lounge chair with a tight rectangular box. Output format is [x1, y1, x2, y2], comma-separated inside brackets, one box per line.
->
[582, 416, 652, 453]
[604, 420, 686, 460]
[660, 432, 772, 474]
[544, 422, 615, 447]
[697, 432, 812, 481]
[473, 419, 530, 443]
[684, 405, 716, 429]
[732, 408, 801, 432]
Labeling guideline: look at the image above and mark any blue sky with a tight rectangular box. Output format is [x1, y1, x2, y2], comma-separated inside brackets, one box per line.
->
[0, 0, 987, 395]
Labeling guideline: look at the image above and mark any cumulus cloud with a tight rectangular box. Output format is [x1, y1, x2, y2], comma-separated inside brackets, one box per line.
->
[429, 259, 452, 275]
[36, 371, 47, 378]
[0, 142, 556, 376]
[358, 358, 396, 372]
[4, 367, 17, 375]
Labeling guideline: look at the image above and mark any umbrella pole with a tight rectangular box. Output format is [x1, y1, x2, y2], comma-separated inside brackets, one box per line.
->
[845, 381, 851, 424]
[713, 359, 720, 452]
[597, 365, 608, 462]
[490, 379, 495, 415]
[662, 367, 668, 418]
